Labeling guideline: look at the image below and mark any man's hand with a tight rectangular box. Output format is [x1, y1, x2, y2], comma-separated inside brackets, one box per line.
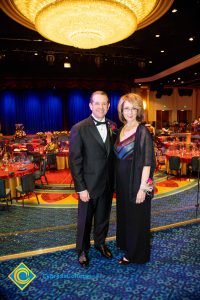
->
[79, 190, 90, 202]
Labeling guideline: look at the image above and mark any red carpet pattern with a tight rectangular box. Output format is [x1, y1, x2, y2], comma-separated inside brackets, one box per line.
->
[12, 170, 198, 208]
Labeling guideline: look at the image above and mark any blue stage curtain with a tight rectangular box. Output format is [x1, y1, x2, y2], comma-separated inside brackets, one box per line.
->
[17, 91, 42, 133]
[107, 91, 123, 127]
[40, 91, 63, 132]
[66, 90, 122, 129]
[0, 89, 122, 135]
[0, 90, 63, 134]
[66, 90, 91, 128]
[0, 91, 16, 135]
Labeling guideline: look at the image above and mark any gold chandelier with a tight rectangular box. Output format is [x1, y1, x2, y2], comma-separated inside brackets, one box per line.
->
[1, 0, 174, 49]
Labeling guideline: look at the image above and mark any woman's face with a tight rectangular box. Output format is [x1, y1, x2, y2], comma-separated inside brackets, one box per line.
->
[122, 100, 138, 123]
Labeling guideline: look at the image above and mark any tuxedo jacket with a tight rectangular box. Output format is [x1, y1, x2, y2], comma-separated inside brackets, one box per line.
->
[69, 116, 116, 199]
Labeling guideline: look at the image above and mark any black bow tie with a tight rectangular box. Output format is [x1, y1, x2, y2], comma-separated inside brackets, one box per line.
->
[92, 117, 107, 126]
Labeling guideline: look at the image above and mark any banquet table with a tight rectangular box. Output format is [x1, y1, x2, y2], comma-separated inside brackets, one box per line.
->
[165, 150, 200, 175]
[12, 142, 41, 151]
[0, 162, 35, 198]
[162, 141, 196, 149]
[56, 150, 69, 170]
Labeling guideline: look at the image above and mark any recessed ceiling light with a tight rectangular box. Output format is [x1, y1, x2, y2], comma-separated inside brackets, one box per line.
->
[194, 72, 197, 75]
[178, 77, 181, 80]
[189, 37, 194, 41]
[172, 9, 177, 13]
[149, 60, 152, 63]
[161, 50, 165, 53]
[181, 81, 184, 84]
[138, 83, 141, 86]
[155, 34, 160, 38]
[64, 62, 71, 68]
[34, 52, 38, 56]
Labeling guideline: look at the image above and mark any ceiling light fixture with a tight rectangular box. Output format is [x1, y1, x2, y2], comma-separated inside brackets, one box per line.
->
[0, 0, 174, 49]
[64, 62, 71, 68]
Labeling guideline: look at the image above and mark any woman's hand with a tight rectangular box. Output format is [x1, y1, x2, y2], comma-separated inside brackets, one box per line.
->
[136, 189, 146, 204]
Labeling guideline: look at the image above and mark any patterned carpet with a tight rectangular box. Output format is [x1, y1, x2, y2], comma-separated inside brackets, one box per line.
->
[8, 170, 198, 208]
[1, 169, 200, 299]
[0, 182, 199, 257]
[0, 223, 199, 300]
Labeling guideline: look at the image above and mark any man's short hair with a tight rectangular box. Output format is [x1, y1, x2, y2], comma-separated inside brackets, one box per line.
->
[90, 91, 109, 103]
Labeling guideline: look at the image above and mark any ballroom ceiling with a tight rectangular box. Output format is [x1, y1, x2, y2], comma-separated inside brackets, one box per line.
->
[0, 0, 200, 89]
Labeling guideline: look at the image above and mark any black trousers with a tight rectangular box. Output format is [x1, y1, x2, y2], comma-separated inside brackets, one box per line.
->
[76, 189, 112, 252]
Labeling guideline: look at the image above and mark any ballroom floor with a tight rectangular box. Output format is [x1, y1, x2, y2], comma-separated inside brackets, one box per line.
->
[0, 170, 199, 261]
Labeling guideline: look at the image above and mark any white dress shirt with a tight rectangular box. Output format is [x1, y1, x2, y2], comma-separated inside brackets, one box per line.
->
[92, 114, 107, 143]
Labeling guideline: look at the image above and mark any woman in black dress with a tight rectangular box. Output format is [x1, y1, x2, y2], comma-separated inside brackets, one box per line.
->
[114, 93, 156, 265]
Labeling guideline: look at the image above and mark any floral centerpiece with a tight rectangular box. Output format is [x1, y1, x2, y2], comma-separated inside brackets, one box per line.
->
[14, 124, 26, 139]
[44, 142, 59, 153]
[36, 132, 47, 139]
[60, 131, 69, 135]
[52, 131, 69, 138]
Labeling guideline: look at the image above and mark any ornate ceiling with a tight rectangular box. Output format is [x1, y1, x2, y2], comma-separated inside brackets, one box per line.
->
[0, 0, 199, 89]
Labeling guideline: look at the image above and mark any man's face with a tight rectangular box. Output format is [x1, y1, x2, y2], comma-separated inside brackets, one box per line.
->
[89, 94, 110, 120]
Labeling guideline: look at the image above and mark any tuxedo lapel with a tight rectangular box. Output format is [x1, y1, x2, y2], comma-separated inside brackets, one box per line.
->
[105, 124, 111, 155]
[87, 117, 106, 150]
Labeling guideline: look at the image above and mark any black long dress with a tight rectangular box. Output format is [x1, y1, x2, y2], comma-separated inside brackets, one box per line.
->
[114, 132, 151, 263]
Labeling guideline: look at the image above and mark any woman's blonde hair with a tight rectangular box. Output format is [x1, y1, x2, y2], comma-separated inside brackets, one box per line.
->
[118, 93, 144, 123]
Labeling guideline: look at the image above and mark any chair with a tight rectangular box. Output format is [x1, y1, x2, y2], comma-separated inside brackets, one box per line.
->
[13, 155, 22, 162]
[46, 152, 57, 169]
[59, 141, 67, 149]
[188, 156, 200, 180]
[69, 177, 74, 190]
[16, 173, 39, 207]
[0, 140, 5, 150]
[40, 138, 47, 146]
[27, 151, 43, 169]
[26, 143, 34, 152]
[5, 145, 12, 154]
[167, 156, 182, 180]
[34, 159, 48, 185]
[0, 179, 12, 210]
[155, 147, 166, 171]
[57, 135, 68, 142]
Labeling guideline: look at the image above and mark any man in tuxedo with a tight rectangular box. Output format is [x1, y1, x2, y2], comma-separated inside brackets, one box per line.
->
[69, 91, 116, 267]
